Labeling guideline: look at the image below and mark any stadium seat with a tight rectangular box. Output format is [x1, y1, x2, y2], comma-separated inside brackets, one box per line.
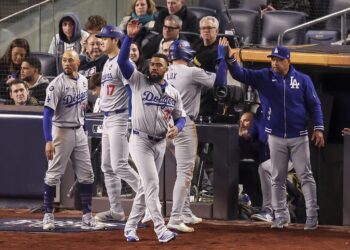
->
[30, 52, 58, 77]
[225, 8, 260, 45]
[305, 30, 340, 44]
[260, 10, 306, 45]
[325, 0, 350, 33]
[238, 0, 267, 11]
[188, 6, 217, 21]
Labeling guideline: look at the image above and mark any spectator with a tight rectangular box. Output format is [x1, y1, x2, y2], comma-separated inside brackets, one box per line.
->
[79, 34, 108, 79]
[81, 15, 107, 54]
[129, 42, 147, 73]
[119, 0, 158, 46]
[192, 16, 220, 117]
[48, 12, 89, 57]
[8, 79, 39, 106]
[261, 0, 311, 17]
[84, 15, 107, 34]
[142, 14, 185, 59]
[159, 39, 174, 56]
[88, 73, 102, 113]
[153, 0, 199, 34]
[0, 38, 30, 99]
[193, 16, 220, 73]
[20, 56, 49, 102]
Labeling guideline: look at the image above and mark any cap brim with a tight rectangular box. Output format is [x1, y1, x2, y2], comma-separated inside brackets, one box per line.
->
[267, 54, 288, 60]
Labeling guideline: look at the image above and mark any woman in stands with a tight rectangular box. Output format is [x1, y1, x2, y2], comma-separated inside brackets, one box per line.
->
[0, 38, 30, 100]
[129, 42, 147, 73]
[119, 0, 158, 46]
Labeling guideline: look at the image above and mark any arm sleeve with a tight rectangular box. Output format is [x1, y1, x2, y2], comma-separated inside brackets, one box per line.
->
[213, 57, 228, 87]
[117, 36, 135, 80]
[174, 117, 186, 132]
[43, 107, 54, 142]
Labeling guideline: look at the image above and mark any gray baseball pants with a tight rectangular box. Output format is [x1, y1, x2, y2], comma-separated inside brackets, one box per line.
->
[268, 134, 319, 219]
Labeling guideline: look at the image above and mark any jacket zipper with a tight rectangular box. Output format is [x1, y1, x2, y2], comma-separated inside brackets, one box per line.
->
[283, 79, 287, 138]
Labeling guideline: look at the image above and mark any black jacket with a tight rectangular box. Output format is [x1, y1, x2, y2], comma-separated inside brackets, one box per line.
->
[153, 6, 199, 34]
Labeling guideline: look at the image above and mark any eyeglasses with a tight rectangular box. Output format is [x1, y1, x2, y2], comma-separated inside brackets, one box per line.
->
[163, 25, 179, 31]
[200, 26, 217, 31]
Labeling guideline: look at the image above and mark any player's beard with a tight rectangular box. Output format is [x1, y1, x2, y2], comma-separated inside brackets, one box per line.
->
[147, 71, 164, 84]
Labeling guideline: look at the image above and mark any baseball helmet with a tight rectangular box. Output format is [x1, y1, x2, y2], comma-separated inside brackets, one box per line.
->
[95, 25, 125, 40]
[168, 39, 195, 62]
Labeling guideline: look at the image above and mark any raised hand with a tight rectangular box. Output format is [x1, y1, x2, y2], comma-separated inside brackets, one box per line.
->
[127, 19, 142, 38]
[219, 37, 235, 59]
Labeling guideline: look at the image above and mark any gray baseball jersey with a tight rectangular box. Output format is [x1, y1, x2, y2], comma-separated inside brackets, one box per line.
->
[124, 68, 186, 238]
[45, 73, 88, 127]
[128, 70, 186, 136]
[99, 55, 129, 112]
[98, 54, 140, 218]
[166, 64, 216, 119]
[165, 63, 216, 226]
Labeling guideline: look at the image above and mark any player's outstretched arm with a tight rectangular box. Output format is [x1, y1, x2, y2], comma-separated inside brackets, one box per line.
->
[213, 40, 228, 87]
[117, 20, 142, 80]
[43, 107, 55, 160]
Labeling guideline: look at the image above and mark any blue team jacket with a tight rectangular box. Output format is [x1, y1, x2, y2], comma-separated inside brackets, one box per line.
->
[229, 60, 324, 138]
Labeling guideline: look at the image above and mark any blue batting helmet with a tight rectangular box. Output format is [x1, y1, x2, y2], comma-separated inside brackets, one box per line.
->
[168, 39, 195, 62]
[95, 25, 125, 40]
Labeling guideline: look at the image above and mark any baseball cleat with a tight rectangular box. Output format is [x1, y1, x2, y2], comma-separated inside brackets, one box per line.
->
[81, 213, 106, 230]
[95, 210, 126, 222]
[251, 210, 273, 222]
[271, 217, 289, 229]
[167, 222, 194, 233]
[124, 229, 140, 242]
[43, 213, 55, 230]
[183, 214, 202, 225]
[158, 230, 177, 243]
[304, 216, 318, 230]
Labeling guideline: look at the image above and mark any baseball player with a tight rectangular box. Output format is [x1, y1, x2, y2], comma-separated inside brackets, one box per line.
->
[117, 20, 186, 243]
[223, 38, 324, 230]
[42, 50, 100, 230]
[164, 39, 227, 232]
[94, 25, 140, 222]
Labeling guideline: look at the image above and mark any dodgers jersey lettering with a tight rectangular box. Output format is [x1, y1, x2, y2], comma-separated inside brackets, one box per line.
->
[128, 70, 186, 136]
[166, 64, 215, 118]
[45, 73, 88, 127]
[99, 55, 129, 112]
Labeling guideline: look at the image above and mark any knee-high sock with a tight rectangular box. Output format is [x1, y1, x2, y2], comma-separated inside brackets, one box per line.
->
[44, 184, 56, 213]
[79, 183, 93, 214]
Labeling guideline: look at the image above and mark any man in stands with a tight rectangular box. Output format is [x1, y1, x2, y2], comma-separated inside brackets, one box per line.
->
[142, 15, 185, 59]
[154, 0, 198, 34]
[8, 79, 39, 106]
[20, 56, 49, 102]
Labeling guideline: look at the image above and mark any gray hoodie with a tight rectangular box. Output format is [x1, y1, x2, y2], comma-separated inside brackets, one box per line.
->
[48, 12, 89, 56]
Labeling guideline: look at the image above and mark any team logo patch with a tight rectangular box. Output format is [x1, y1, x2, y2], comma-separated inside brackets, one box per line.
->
[49, 86, 54, 91]
[290, 76, 300, 89]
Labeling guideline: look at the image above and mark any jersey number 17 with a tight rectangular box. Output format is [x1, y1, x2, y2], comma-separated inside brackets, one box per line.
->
[107, 84, 116, 96]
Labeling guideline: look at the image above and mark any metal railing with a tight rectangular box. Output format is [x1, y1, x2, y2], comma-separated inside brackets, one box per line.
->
[0, 0, 55, 51]
[278, 7, 350, 45]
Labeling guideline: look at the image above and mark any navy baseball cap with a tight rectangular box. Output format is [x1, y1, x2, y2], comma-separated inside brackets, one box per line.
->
[267, 46, 290, 60]
[95, 25, 125, 39]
